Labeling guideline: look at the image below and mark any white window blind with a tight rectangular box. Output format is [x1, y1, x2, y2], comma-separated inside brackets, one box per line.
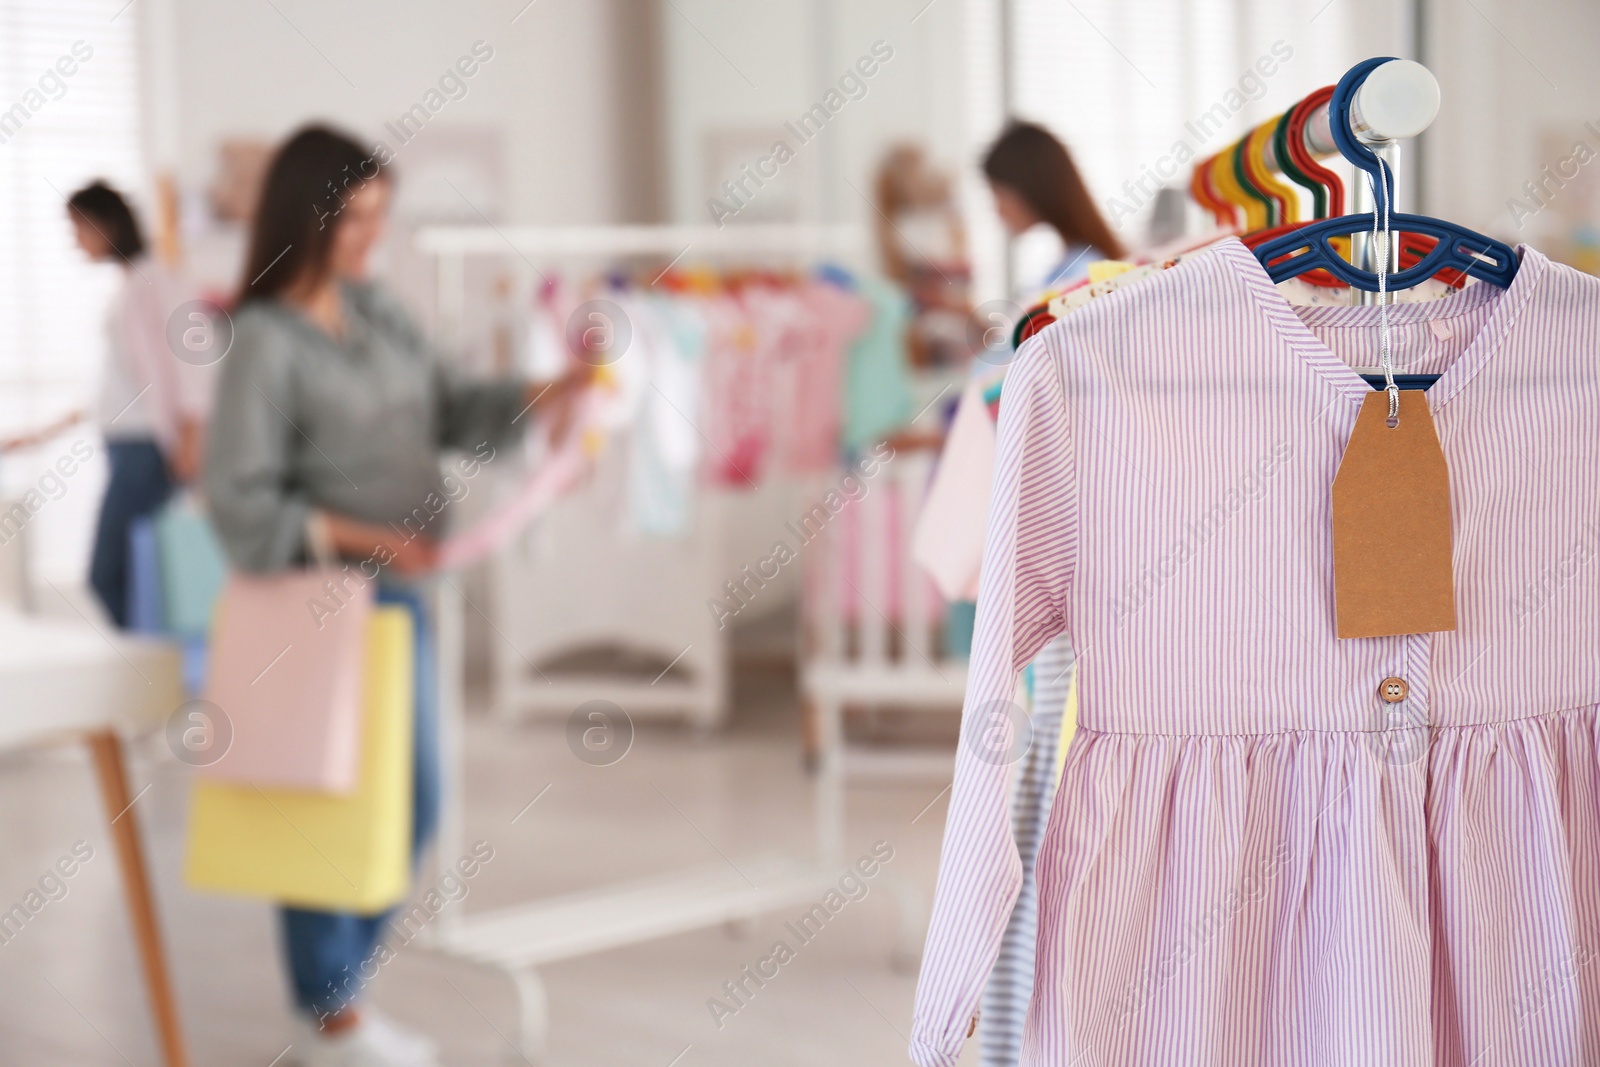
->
[1006, 0, 1355, 278]
[0, 0, 145, 579]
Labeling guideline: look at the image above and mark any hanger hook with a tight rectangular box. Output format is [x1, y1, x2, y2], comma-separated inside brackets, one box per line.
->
[1329, 57, 1398, 209]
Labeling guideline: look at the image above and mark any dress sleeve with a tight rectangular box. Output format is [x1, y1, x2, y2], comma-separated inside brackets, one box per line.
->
[909, 334, 1076, 1067]
[359, 281, 530, 453]
[431, 359, 530, 453]
[201, 313, 314, 573]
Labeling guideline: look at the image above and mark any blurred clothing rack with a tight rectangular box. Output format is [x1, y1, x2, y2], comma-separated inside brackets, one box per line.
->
[1191, 58, 1440, 305]
[411, 222, 921, 1061]
[415, 222, 868, 256]
[418, 223, 871, 348]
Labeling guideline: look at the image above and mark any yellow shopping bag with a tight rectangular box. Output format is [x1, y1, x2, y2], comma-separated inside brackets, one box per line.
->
[185, 606, 414, 914]
[1052, 673, 1078, 790]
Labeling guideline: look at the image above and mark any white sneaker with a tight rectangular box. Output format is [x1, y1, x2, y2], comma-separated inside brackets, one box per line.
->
[363, 1009, 439, 1062]
[293, 1010, 440, 1067]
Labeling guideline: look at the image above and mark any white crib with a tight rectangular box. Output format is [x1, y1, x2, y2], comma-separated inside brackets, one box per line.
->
[485, 437, 819, 730]
[486, 439, 729, 729]
[800, 446, 969, 781]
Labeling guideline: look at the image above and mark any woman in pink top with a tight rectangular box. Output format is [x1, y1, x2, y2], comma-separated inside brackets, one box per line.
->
[67, 182, 211, 627]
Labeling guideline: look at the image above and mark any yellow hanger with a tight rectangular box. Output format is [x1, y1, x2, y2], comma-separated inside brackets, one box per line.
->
[1209, 150, 1267, 232]
[1244, 117, 1303, 225]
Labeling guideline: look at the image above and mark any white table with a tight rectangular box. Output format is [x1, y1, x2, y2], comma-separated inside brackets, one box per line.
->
[0, 608, 190, 1067]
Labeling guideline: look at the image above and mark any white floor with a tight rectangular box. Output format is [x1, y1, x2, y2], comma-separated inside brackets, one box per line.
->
[0, 655, 973, 1066]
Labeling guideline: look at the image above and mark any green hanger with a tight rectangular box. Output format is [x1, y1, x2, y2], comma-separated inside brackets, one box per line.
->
[1231, 138, 1278, 228]
[1273, 109, 1326, 218]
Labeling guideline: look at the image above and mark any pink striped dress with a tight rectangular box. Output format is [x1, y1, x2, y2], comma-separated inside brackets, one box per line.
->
[911, 237, 1600, 1066]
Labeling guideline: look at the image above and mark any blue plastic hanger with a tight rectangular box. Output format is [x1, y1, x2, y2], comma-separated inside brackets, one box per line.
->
[1254, 57, 1520, 294]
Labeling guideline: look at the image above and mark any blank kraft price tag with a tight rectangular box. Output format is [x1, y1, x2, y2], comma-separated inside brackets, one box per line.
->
[1331, 390, 1457, 638]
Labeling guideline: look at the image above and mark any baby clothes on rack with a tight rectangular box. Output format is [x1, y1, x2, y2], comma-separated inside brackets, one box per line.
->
[913, 237, 1600, 1067]
[843, 277, 915, 452]
[823, 473, 945, 628]
[512, 271, 877, 538]
[782, 279, 872, 474]
[699, 279, 878, 487]
[912, 375, 1000, 603]
[698, 294, 768, 486]
[1276, 274, 1462, 307]
[628, 295, 706, 537]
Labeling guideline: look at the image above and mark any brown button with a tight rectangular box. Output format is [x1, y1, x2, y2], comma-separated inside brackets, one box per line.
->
[1379, 677, 1409, 703]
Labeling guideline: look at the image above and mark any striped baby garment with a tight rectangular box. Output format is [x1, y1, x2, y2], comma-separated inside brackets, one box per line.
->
[912, 238, 1600, 1066]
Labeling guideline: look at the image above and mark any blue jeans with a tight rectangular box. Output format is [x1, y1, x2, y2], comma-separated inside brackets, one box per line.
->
[280, 583, 442, 1018]
[90, 439, 173, 629]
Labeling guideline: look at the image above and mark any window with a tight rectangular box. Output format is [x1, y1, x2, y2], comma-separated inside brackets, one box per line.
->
[0, 0, 145, 579]
[1005, 0, 1357, 286]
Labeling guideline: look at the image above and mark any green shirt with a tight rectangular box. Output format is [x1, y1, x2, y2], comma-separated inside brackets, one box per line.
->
[204, 281, 526, 572]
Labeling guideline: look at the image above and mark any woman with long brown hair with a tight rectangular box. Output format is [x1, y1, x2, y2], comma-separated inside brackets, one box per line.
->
[205, 125, 587, 1067]
[982, 121, 1125, 292]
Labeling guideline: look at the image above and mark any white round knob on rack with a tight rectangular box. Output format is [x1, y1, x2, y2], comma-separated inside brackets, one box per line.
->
[1352, 59, 1440, 141]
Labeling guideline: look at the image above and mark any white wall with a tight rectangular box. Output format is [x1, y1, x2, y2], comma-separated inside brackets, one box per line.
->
[1422, 0, 1600, 246]
[145, 0, 635, 227]
[660, 0, 999, 284]
[140, 0, 1600, 276]
[659, 0, 1506, 299]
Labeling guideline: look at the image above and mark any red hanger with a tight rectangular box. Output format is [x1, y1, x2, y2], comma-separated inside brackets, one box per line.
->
[1244, 85, 1461, 289]
[1284, 86, 1345, 217]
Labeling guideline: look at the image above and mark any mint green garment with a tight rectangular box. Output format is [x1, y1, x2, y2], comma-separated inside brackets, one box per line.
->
[156, 495, 229, 638]
[842, 278, 914, 451]
[943, 599, 976, 661]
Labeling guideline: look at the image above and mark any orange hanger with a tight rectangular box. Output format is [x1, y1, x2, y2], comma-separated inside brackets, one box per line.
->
[1189, 152, 1239, 229]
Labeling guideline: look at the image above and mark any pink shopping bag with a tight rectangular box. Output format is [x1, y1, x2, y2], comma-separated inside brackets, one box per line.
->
[197, 570, 373, 792]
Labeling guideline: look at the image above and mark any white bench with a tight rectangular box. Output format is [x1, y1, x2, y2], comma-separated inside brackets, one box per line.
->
[0, 515, 189, 1066]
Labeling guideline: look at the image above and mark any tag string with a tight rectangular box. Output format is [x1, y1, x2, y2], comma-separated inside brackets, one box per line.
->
[1370, 159, 1398, 423]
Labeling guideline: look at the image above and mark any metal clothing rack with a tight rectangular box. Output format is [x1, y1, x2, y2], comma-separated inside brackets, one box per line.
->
[1238, 59, 1442, 305]
[418, 224, 871, 340]
[1286, 60, 1438, 305]
[412, 223, 925, 1060]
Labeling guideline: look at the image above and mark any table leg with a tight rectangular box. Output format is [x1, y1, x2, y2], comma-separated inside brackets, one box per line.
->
[86, 729, 190, 1067]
